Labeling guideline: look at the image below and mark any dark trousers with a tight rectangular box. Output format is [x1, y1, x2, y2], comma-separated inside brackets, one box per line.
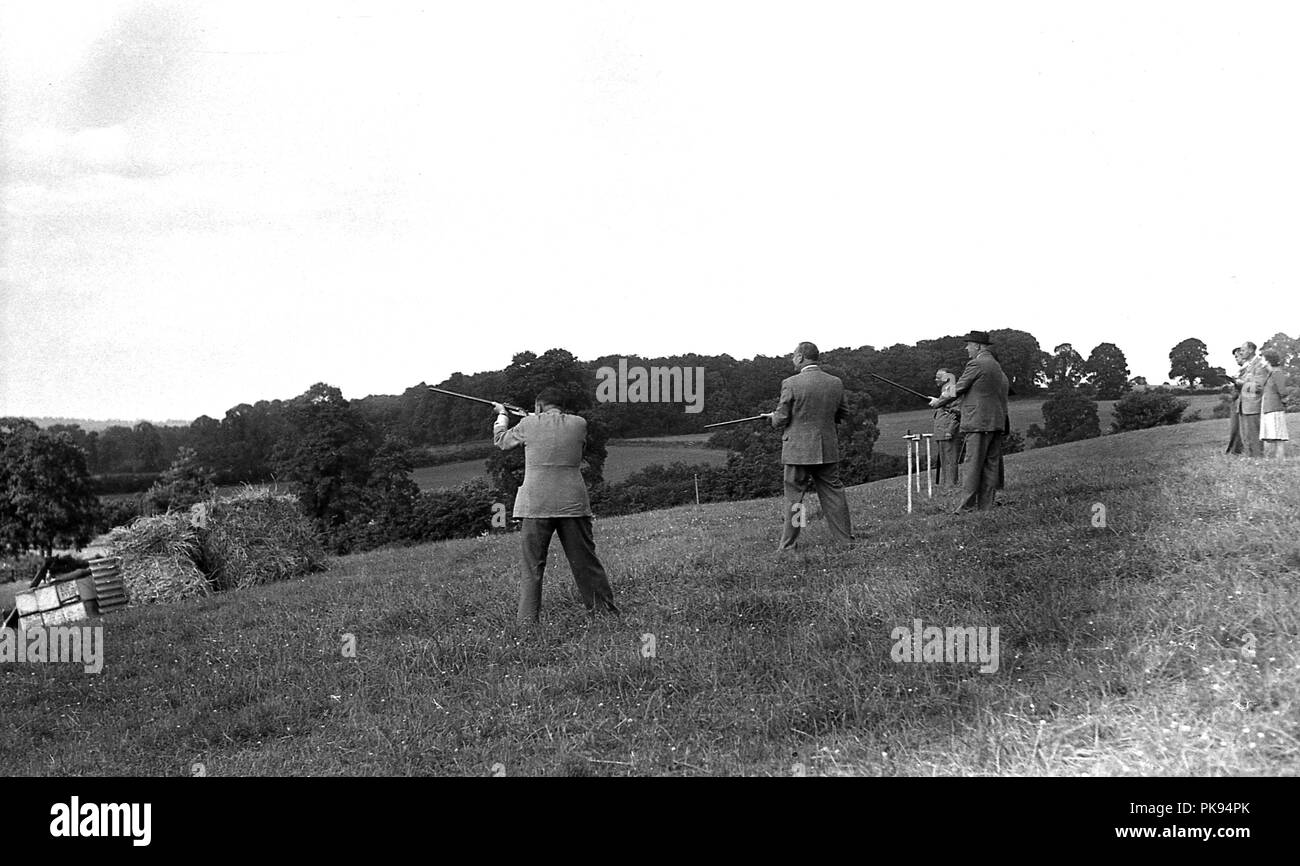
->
[1239, 412, 1262, 457]
[518, 516, 617, 623]
[779, 463, 853, 549]
[935, 438, 960, 486]
[958, 431, 1003, 512]
[1226, 409, 1243, 454]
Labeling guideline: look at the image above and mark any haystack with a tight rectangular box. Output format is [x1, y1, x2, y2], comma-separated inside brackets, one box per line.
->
[197, 488, 325, 591]
[105, 513, 210, 604]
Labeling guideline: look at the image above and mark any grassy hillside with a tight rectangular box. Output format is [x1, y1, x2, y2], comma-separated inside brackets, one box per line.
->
[1, 415, 1295, 776]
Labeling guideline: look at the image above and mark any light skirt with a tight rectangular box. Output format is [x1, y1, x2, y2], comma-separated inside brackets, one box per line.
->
[1260, 411, 1289, 441]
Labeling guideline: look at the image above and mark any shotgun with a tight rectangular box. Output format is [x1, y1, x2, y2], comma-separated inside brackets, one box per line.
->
[703, 414, 770, 429]
[427, 386, 528, 417]
[867, 372, 935, 402]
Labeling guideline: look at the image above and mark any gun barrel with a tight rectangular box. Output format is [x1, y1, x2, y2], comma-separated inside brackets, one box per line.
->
[427, 386, 527, 416]
[868, 372, 933, 401]
[703, 414, 768, 429]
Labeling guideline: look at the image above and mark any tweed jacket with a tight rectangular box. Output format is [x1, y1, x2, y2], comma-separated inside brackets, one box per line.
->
[494, 409, 591, 518]
[770, 365, 849, 464]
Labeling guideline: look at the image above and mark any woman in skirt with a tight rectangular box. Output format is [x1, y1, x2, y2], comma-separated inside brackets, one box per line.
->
[1259, 348, 1289, 459]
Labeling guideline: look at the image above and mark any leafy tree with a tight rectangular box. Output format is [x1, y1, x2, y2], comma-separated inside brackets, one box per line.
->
[1045, 343, 1086, 390]
[1111, 389, 1189, 432]
[1261, 332, 1300, 411]
[1168, 338, 1213, 388]
[132, 421, 166, 473]
[340, 435, 425, 550]
[0, 425, 101, 557]
[988, 329, 1048, 395]
[1083, 343, 1131, 399]
[834, 390, 881, 485]
[143, 446, 216, 514]
[1026, 386, 1100, 446]
[271, 383, 379, 534]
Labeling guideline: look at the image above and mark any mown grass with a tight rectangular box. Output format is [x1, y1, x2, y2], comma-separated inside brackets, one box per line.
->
[1, 415, 1295, 776]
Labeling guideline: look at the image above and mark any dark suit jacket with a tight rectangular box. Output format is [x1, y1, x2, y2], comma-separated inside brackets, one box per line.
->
[934, 349, 1009, 433]
[771, 365, 848, 464]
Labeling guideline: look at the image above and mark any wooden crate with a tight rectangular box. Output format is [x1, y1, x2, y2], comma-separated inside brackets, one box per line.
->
[33, 585, 61, 612]
[56, 580, 80, 604]
[19, 612, 43, 631]
[15, 591, 39, 615]
[44, 601, 93, 625]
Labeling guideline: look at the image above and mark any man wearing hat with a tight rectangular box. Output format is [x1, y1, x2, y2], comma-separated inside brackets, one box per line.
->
[929, 331, 1010, 512]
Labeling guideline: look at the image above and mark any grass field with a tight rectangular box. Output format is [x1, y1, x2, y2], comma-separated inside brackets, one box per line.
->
[1, 414, 1295, 775]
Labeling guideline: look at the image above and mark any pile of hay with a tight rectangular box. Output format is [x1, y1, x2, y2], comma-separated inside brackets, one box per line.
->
[106, 513, 210, 604]
[197, 488, 325, 591]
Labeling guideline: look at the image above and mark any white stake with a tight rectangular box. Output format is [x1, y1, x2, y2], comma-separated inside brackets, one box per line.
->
[923, 434, 933, 499]
[904, 434, 913, 514]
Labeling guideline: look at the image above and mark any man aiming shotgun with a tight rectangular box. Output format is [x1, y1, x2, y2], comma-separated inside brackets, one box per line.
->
[490, 388, 619, 626]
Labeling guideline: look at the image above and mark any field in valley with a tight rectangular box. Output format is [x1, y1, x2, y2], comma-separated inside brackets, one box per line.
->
[409, 394, 1228, 488]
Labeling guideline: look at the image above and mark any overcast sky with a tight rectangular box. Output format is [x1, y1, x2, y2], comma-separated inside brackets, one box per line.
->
[2, 1, 1296, 422]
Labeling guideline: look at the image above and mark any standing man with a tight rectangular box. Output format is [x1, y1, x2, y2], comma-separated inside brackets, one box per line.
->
[1225, 346, 1246, 455]
[929, 331, 1009, 512]
[1235, 342, 1268, 458]
[492, 388, 619, 625]
[766, 342, 854, 549]
[932, 368, 961, 487]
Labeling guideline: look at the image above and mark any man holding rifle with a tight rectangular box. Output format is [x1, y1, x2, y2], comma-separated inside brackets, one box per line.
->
[768, 342, 854, 550]
[490, 388, 619, 626]
[929, 331, 1009, 512]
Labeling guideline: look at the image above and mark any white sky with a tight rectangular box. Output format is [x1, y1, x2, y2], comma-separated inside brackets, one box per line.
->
[2, 1, 1297, 421]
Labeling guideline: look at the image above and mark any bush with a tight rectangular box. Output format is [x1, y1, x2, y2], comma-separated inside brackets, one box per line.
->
[1212, 394, 1234, 419]
[0, 553, 46, 585]
[1003, 428, 1026, 454]
[1182, 409, 1203, 423]
[1110, 389, 1189, 433]
[97, 495, 143, 533]
[90, 473, 160, 495]
[1029, 386, 1101, 447]
[406, 478, 501, 545]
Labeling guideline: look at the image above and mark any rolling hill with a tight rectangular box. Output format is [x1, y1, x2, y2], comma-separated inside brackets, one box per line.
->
[1, 414, 1295, 775]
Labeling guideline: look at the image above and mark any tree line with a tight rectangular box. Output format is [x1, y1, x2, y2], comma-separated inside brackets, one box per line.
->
[26, 329, 1295, 495]
[6, 330, 1292, 566]
[45, 327, 1224, 486]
